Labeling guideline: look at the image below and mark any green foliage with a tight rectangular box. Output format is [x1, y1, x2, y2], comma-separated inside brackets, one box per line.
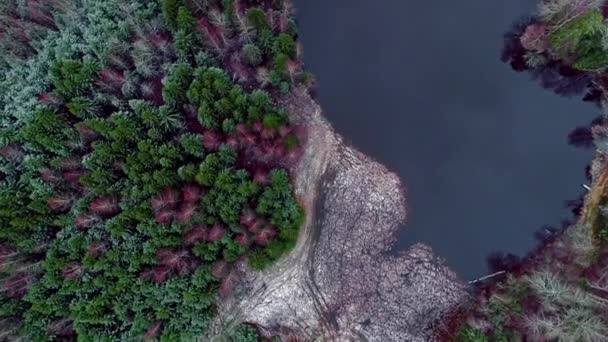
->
[203, 168, 259, 226]
[284, 134, 299, 150]
[273, 33, 296, 58]
[250, 89, 272, 111]
[49, 59, 99, 98]
[177, 6, 196, 33]
[173, 6, 199, 59]
[66, 97, 100, 119]
[548, 10, 608, 70]
[0, 182, 53, 252]
[163, 63, 194, 108]
[263, 113, 283, 129]
[20, 107, 77, 156]
[180, 133, 205, 158]
[162, 0, 184, 31]
[229, 324, 260, 342]
[242, 44, 263, 66]
[251, 169, 303, 269]
[456, 326, 488, 342]
[247, 8, 269, 32]
[188, 67, 232, 107]
[572, 32, 608, 70]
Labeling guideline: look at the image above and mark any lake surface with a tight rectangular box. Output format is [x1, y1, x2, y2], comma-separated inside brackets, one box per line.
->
[294, 0, 596, 279]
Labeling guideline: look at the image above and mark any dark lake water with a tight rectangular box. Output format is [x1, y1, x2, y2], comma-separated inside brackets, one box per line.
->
[294, 0, 597, 279]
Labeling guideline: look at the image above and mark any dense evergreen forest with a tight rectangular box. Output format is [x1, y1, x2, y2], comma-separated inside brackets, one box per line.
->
[0, 0, 309, 340]
[442, 0, 608, 341]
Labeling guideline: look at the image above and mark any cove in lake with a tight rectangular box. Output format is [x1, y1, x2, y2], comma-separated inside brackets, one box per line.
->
[294, 0, 596, 279]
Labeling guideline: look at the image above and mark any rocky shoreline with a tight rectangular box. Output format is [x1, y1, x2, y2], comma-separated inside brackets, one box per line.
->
[208, 87, 468, 341]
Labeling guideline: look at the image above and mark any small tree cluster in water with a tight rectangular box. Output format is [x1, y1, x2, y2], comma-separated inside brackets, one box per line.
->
[0, 0, 307, 339]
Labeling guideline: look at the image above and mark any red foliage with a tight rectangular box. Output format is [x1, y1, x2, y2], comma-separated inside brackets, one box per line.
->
[240, 208, 257, 227]
[176, 202, 197, 224]
[99, 68, 125, 86]
[276, 8, 290, 33]
[37, 92, 62, 105]
[156, 248, 197, 275]
[234, 232, 250, 246]
[57, 158, 80, 170]
[183, 226, 208, 246]
[502, 20, 533, 72]
[62, 169, 86, 183]
[151, 187, 179, 211]
[107, 53, 131, 71]
[286, 59, 300, 78]
[486, 252, 522, 277]
[520, 22, 548, 52]
[197, 17, 226, 54]
[0, 144, 24, 162]
[48, 195, 72, 212]
[62, 262, 82, 279]
[252, 120, 263, 133]
[74, 212, 99, 230]
[274, 144, 287, 160]
[240, 132, 257, 146]
[226, 135, 239, 148]
[141, 266, 172, 283]
[211, 260, 229, 278]
[260, 127, 275, 140]
[251, 146, 264, 160]
[253, 169, 269, 185]
[46, 319, 74, 337]
[228, 58, 249, 83]
[180, 257, 200, 276]
[39, 167, 61, 183]
[154, 209, 174, 224]
[139, 268, 154, 281]
[90, 195, 120, 216]
[248, 218, 265, 234]
[2, 273, 33, 298]
[202, 130, 223, 151]
[218, 272, 237, 297]
[254, 227, 277, 246]
[261, 140, 275, 156]
[285, 146, 304, 165]
[0, 243, 15, 264]
[86, 241, 107, 257]
[433, 306, 470, 342]
[24, 1, 56, 29]
[236, 123, 249, 135]
[181, 183, 202, 203]
[550, 246, 576, 265]
[278, 124, 291, 137]
[156, 248, 180, 267]
[141, 77, 164, 105]
[208, 223, 226, 242]
[144, 321, 164, 340]
[520, 294, 542, 314]
[292, 124, 307, 142]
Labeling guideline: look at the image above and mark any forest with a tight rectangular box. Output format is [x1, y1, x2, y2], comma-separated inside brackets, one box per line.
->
[0, 0, 309, 340]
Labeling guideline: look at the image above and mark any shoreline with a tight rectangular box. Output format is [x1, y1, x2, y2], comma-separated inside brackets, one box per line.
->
[208, 86, 468, 341]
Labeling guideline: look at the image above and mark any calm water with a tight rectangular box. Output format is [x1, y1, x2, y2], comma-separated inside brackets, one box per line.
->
[294, 0, 596, 279]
